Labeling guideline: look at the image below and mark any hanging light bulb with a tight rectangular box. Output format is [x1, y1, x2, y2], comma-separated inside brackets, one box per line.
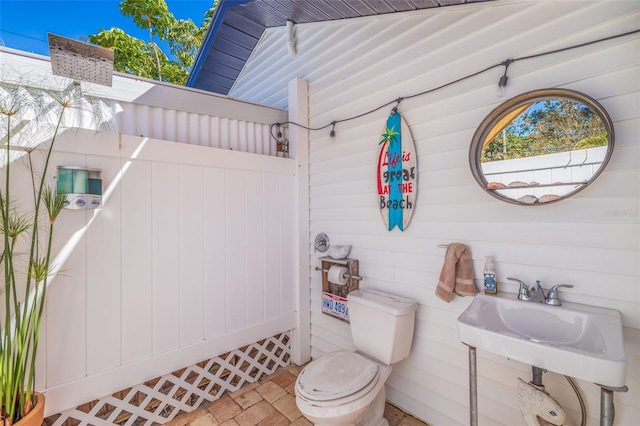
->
[497, 59, 514, 97]
[497, 74, 508, 97]
[329, 122, 336, 142]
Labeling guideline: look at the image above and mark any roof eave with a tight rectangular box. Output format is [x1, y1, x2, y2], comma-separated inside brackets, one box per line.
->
[187, 0, 253, 88]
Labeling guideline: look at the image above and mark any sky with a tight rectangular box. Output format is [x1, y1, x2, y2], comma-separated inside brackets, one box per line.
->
[0, 0, 214, 57]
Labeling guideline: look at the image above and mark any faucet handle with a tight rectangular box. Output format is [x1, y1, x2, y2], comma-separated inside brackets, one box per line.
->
[546, 284, 574, 306]
[507, 277, 530, 300]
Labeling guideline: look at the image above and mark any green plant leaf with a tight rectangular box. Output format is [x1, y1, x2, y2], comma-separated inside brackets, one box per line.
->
[43, 187, 66, 225]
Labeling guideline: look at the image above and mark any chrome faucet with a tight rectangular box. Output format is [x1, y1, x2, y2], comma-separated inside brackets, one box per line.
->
[507, 277, 530, 301]
[507, 277, 574, 306]
[529, 280, 547, 303]
[546, 284, 574, 306]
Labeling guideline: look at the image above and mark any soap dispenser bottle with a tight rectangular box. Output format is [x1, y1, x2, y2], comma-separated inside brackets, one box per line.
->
[483, 257, 497, 294]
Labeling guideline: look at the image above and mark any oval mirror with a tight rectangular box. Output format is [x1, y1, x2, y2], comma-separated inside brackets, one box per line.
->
[469, 89, 614, 205]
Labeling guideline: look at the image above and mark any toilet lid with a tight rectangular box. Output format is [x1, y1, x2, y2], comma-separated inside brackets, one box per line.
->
[296, 350, 379, 401]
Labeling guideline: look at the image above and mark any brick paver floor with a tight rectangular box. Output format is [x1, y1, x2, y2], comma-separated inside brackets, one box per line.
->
[166, 364, 429, 426]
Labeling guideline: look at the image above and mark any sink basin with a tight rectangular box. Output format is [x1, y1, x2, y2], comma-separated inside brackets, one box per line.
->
[457, 293, 626, 387]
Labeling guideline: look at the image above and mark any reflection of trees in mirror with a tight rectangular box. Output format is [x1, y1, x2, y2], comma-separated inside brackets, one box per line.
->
[481, 100, 608, 162]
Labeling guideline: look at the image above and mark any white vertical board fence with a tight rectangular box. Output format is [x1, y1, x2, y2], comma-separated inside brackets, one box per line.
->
[231, 1, 640, 425]
[0, 48, 295, 415]
[19, 130, 297, 415]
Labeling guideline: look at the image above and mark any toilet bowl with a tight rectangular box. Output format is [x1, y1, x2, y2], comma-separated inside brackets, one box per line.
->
[294, 289, 417, 425]
[295, 351, 391, 425]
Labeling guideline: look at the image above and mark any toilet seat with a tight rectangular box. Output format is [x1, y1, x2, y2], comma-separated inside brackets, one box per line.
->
[296, 350, 380, 406]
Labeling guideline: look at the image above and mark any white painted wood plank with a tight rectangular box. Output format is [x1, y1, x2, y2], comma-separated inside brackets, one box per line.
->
[204, 168, 227, 338]
[152, 162, 180, 354]
[46, 244, 87, 387]
[245, 171, 266, 327]
[86, 157, 122, 375]
[46, 202, 88, 387]
[386, 387, 464, 426]
[225, 169, 247, 332]
[279, 175, 296, 316]
[263, 173, 281, 321]
[289, 78, 312, 365]
[179, 165, 205, 346]
[121, 159, 153, 365]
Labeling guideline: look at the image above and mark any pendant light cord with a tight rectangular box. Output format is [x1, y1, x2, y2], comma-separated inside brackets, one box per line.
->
[271, 28, 640, 141]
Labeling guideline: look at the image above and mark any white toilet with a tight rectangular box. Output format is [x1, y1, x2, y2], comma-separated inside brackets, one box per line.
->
[295, 288, 418, 425]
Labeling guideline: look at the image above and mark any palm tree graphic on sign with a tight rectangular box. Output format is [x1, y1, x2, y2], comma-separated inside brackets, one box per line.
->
[377, 125, 399, 194]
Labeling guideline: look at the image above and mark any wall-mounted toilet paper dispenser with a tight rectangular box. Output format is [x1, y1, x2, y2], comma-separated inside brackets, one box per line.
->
[315, 257, 361, 323]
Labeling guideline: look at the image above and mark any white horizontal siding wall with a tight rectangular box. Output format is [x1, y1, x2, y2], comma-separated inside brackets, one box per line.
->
[232, 1, 640, 425]
[9, 130, 297, 414]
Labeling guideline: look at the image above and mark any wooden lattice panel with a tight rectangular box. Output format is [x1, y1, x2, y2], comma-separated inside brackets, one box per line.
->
[45, 333, 291, 426]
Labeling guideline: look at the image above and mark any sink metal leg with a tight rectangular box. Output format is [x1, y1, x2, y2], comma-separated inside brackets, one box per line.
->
[599, 384, 628, 426]
[600, 388, 614, 426]
[468, 345, 478, 426]
[531, 366, 545, 387]
[462, 348, 629, 426]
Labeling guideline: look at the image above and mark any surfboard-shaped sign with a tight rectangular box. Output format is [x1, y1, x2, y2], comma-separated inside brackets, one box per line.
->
[377, 112, 417, 231]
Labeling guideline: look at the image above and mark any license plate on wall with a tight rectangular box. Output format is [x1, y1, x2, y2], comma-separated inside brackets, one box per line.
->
[322, 292, 349, 322]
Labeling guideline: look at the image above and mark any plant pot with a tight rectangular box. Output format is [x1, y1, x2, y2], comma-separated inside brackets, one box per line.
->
[6, 393, 46, 426]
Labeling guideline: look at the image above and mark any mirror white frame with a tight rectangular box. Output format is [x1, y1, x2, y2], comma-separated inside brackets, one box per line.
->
[469, 89, 615, 205]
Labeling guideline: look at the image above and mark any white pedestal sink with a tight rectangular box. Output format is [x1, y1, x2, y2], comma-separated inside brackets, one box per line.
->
[457, 293, 628, 426]
[457, 293, 627, 387]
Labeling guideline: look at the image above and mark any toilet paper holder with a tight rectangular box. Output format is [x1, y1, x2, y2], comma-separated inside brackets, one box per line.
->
[314, 266, 362, 281]
[316, 256, 360, 323]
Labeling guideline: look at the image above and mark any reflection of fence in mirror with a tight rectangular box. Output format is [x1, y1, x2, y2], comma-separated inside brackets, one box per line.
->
[481, 146, 607, 201]
[470, 89, 614, 205]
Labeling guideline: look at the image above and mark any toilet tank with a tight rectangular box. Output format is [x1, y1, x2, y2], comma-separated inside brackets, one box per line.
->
[347, 289, 417, 364]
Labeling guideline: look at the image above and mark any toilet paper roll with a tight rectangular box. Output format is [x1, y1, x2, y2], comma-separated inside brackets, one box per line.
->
[327, 265, 349, 286]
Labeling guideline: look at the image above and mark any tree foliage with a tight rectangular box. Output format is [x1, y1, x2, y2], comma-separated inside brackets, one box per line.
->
[119, 0, 172, 80]
[88, 0, 218, 85]
[482, 100, 608, 162]
[88, 28, 159, 79]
